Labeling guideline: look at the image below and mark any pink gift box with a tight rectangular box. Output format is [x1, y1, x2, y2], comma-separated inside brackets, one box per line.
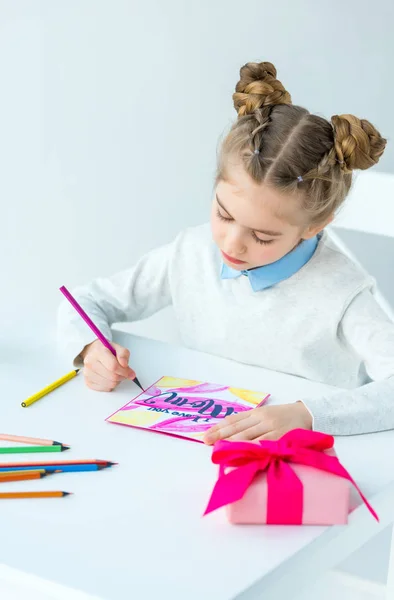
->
[204, 429, 378, 526]
[227, 448, 350, 525]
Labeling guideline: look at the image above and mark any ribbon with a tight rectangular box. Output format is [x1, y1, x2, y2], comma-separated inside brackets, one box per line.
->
[204, 429, 378, 524]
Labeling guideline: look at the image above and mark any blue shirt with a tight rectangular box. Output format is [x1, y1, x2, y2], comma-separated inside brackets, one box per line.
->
[220, 236, 319, 292]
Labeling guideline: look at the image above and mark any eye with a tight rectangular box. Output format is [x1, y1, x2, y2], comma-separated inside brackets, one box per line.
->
[216, 208, 232, 222]
[252, 232, 274, 245]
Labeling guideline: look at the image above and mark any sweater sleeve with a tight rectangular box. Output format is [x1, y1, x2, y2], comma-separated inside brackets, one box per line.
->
[301, 288, 394, 435]
[56, 237, 176, 367]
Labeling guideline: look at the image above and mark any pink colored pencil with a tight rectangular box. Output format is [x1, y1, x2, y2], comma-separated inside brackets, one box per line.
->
[59, 285, 143, 391]
[0, 434, 61, 446]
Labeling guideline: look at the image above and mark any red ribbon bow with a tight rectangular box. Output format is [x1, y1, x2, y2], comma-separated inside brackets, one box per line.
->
[204, 429, 378, 524]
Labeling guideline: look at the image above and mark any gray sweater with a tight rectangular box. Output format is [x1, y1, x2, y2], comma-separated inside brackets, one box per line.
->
[57, 224, 394, 436]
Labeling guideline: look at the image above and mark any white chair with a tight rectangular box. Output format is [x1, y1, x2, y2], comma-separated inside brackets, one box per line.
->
[329, 170, 394, 320]
[325, 170, 394, 600]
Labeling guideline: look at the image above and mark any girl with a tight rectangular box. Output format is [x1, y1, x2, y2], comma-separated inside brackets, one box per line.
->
[57, 61, 394, 444]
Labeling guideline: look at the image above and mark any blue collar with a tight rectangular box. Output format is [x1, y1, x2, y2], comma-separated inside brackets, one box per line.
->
[220, 235, 319, 291]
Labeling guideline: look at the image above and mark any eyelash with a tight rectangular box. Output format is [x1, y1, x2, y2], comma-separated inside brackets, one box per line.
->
[216, 208, 232, 223]
[216, 208, 274, 245]
[252, 232, 274, 245]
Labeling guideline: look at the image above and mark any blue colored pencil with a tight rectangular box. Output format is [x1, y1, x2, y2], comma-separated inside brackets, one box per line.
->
[0, 463, 115, 473]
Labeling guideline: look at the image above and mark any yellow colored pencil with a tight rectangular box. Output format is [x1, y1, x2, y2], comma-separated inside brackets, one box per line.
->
[0, 469, 49, 482]
[21, 369, 80, 408]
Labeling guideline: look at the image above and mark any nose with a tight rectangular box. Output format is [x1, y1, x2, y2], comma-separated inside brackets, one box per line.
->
[223, 227, 247, 257]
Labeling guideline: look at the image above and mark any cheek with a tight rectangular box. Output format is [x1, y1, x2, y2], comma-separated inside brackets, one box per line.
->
[249, 239, 293, 264]
[252, 244, 279, 261]
[210, 212, 224, 242]
[269, 246, 287, 262]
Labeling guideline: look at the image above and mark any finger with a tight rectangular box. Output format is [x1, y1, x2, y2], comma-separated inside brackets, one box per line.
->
[84, 369, 119, 391]
[92, 356, 135, 382]
[86, 380, 108, 392]
[95, 347, 132, 378]
[85, 377, 116, 392]
[114, 345, 136, 379]
[83, 352, 128, 379]
[205, 410, 252, 435]
[96, 357, 135, 382]
[84, 371, 117, 390]
[113, 344, 131, 369]
[203, 411, 251, 444]
[228, 422, 270, 441]
[86, 380, 114, 392]
[204, 413, 256, 445]
[93, 360, 125, 383]
[256, 430, 282, 441]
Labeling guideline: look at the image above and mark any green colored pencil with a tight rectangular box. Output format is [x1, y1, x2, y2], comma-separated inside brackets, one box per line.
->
[0, 445, 69, 454]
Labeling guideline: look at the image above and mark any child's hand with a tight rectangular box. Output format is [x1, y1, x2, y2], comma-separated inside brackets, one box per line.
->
[81, 340, 136, 392]
[203, 402, 312, 445]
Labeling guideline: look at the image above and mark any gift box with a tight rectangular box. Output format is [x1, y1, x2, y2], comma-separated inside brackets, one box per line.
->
[204, 429, 378, 525]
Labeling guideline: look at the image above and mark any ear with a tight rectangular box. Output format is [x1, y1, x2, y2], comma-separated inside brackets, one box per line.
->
[301, 214, 334, 240]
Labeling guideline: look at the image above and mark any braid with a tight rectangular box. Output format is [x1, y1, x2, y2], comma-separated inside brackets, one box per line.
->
[233, 62, 291, 117]
[331, 114, 387, 173]
[215, 60, 387, 226]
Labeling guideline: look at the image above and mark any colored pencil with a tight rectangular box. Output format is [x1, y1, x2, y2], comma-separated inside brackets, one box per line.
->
[21, 369, 80, 408]
[0, 470, 51, 482]
[0, 434, 62, 446]
[0, 469, 46, 477]
[0, 445, 69, 455]
[59, 285, 144, 391]
[0, 459, 114, 467]
[0, 491, 71, 499]
[0, 462, 115, 474]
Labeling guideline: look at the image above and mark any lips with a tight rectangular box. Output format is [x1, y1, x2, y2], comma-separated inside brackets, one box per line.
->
[221, 250, 247, 265]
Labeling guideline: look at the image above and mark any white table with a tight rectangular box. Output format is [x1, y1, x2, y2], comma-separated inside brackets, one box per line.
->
[1, 329, 394, 600]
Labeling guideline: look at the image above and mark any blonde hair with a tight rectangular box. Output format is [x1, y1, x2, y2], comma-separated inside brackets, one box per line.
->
[215, 61, 387, 225]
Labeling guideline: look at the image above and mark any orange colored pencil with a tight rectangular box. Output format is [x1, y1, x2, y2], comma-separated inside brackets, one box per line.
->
[0, 491, 71, 499]
[0, 469, 49, 482]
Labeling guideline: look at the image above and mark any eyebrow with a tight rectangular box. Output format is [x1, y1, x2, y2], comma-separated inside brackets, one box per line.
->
[216, 194, 283, 237]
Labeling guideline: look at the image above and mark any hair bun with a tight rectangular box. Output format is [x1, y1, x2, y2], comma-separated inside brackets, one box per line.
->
[233, 61, 291, 117]
[331, 114, 387, 172]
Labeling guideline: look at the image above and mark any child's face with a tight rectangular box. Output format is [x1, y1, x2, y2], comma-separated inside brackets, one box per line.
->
[211, 164, 318, 271]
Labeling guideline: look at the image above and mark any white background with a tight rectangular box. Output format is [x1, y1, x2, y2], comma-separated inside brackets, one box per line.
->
[1, 0, 394, 594]
[1, 0, 393, 326]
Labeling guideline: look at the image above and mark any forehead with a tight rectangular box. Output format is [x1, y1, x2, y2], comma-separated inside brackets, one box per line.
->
[217, 164, 304, 228]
